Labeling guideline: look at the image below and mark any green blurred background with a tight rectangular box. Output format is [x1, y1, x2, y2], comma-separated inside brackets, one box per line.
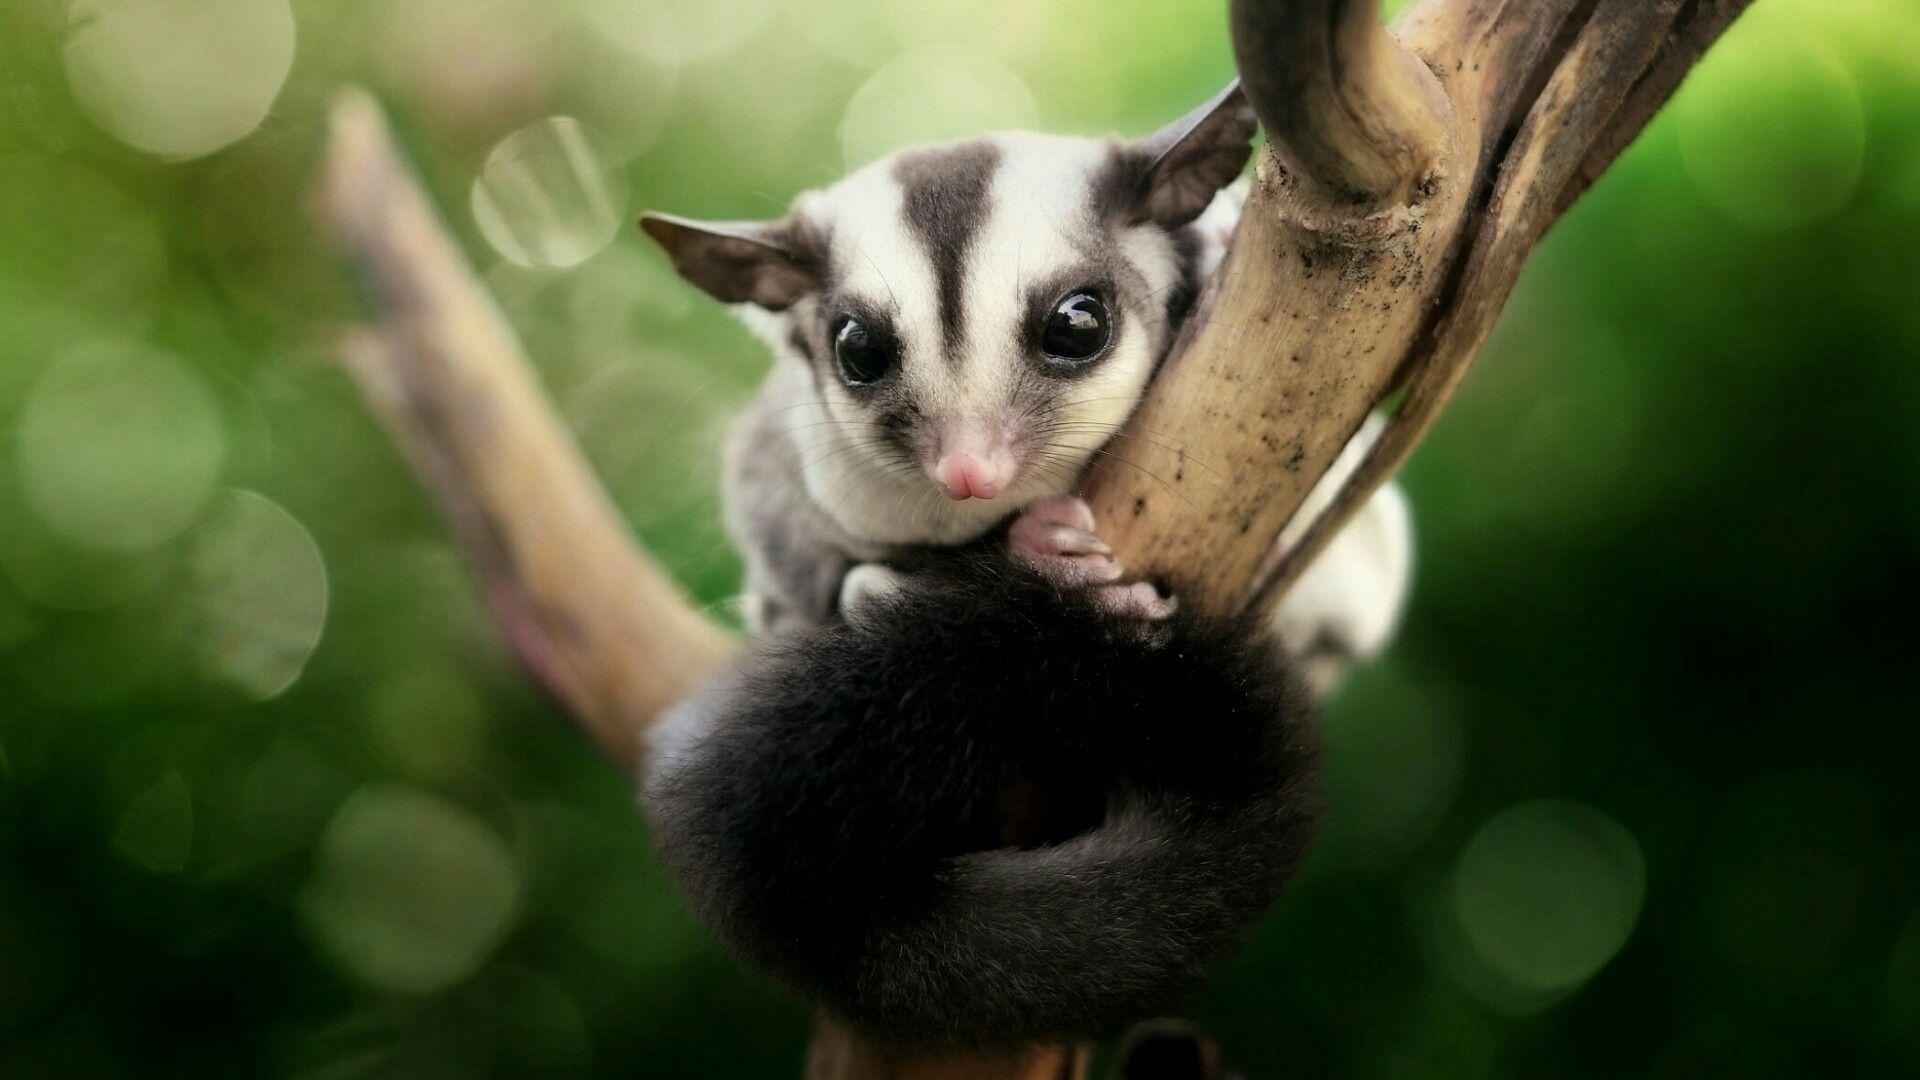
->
[1, 0, 1917, 1074]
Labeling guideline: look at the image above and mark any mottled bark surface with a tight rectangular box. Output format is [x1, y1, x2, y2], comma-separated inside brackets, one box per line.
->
[1085, 0, 1753, 627]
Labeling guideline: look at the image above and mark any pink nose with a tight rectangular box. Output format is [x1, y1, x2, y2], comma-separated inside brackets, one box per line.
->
[933, 453, 1010, 501]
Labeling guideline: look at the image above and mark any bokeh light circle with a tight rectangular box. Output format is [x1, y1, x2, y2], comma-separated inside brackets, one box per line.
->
[112, 770, 194, 875]
[1449, 800, 1647, 996]
[367, 667, 489, 783]
[1674, 28, 1866, 231]
[0, 156, 165, 364]
[302, 784, 522, 994]
[562, 33, 678, 163]
[15, 341, 226, 552]
[373, 0, 559, 134]
[783, 0, 899, 67]
[62, 0, 296, 159]
[574, 0, 777, 66]
[841, 47, 1039, 169]
[882, 0, 1047, 57]
[473, 117, 629, 270]
[181, 490, 329, 701]
[1316, 667, 1465, 870]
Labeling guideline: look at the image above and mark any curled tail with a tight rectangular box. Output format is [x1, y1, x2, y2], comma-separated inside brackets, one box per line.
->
[644, 553, 1320, 1047]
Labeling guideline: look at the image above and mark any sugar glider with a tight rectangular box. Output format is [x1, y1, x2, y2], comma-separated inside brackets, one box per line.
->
[642, 83, 1411, 691]
[640, 84, 1413, 1046]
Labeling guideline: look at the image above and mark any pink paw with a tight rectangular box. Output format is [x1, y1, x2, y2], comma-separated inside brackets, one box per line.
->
[1008, 495, 1120, 586]
[1009, 496, 1177, 624]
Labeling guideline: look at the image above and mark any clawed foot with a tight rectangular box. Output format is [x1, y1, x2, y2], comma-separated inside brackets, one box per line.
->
[1007, 495, 1119, 585]
[1009, 497, 1177, 623]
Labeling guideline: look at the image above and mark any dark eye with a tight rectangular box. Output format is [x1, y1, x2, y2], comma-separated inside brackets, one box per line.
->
[1042, 293, 1112, 362]
[834, 318, 893, 386]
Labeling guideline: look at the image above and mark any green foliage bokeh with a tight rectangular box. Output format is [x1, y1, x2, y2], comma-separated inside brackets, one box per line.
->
[1, 0, 1917, 1075]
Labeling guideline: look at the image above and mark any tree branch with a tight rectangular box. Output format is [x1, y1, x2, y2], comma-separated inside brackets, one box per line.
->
[318, 91, 733, 773]
[1252, 0, 1754, 607]
[1082, 0, 1476, 618]
[1231, 0, 1448, 207]
[1082, 0, 1751, 624]
[1560, 0, 1756, 210]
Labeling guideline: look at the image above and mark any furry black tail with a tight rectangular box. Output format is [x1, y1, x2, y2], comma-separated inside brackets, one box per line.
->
[643, 552, 1320, 1047]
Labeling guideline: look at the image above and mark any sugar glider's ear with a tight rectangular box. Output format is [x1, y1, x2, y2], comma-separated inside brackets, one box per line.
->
[639, 213, 820, 311]
[1128, 81, 1259, 228]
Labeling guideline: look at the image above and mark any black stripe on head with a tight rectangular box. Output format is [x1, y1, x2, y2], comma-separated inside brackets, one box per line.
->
[892, 141, 1002, 360]
[1088, 140, 1155, 226]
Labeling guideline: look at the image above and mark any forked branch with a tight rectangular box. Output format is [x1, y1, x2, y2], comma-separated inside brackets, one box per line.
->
[1231, 0, 1448, 207]
[1249, 0, 1755, 606]
[319, 91, 732, 772]
[1082, 0, 1752, 625]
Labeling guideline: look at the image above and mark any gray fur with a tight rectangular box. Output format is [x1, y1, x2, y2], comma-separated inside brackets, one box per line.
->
[700, 98, 1255, 624]
[721, 361, 892, 634]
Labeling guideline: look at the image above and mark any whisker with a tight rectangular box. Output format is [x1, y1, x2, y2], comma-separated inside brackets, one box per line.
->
[1043, 425, 1226, 483]
[1067, 445, 1194, 511]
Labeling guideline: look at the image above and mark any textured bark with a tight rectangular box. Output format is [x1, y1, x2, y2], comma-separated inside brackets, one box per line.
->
[1248, 0, 1702, 607]
[1079, 0, 1755, 625]
[317, 0, 1752, 1074]
[319, 91, 732, 772]
[1230, 0, 1449, 207]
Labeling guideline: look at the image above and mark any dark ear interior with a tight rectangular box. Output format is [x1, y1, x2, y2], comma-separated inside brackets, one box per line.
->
[639, 212, 819, 310]
[1132, 81, 1259, 228]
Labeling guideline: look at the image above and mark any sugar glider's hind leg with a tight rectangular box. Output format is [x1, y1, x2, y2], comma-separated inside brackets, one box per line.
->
[1267, 416, 1415, 697]
[1271, 483, 1413, 696]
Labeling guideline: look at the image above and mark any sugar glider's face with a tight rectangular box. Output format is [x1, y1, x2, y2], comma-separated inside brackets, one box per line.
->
[645, 85, 1255, 543]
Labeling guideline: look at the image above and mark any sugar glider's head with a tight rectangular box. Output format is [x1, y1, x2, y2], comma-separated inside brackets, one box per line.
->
[644, 85, 1255, 543]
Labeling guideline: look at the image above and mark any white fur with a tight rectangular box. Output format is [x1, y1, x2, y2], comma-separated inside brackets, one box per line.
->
[757, 135, 1188, 547]
[1269, 415, 1415, 694]
[838, 562, 907, 622]
[731, 135, 1414, 689]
